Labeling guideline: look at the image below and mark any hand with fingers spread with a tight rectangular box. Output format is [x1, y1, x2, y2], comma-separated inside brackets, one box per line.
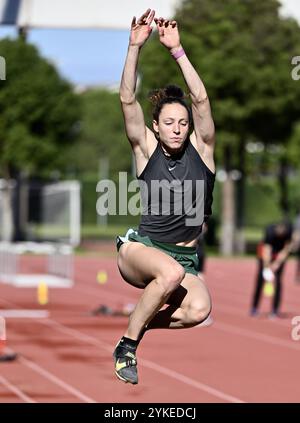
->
[130, 9, 155, 47]
[154, 17, 181, 51]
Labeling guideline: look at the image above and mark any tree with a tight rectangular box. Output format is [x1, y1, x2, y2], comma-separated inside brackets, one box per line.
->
[0, 38, 81, 241]
[138, 0, 300, 253]
[287, 121, 300, 167]
[70, 88, 132, 181]
[67, 88, 134, 226]
[286, 121, 300, 210]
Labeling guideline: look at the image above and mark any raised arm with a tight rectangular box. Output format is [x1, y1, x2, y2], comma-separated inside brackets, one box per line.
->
[155, 18, 215, 149]
[120, 9, 155, 156]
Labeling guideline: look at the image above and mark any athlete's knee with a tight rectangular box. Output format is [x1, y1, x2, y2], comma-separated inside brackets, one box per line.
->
[117, 249, 129, 278]
[158, 264, 185, 295]
[117, 243, 138, 276]
[117, 242, 131, 264]
[185, 299, 212, 326]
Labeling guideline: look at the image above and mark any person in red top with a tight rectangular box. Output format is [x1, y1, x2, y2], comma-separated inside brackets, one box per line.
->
[250, 221, 293, 318]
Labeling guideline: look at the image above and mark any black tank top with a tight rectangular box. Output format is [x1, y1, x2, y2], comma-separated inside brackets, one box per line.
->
[137, 140, 215, 243]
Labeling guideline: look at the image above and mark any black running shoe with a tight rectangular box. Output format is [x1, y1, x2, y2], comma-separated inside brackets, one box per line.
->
[113, 341, 138, 384]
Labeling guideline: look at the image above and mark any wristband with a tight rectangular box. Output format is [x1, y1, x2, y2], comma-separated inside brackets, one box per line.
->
[171, 48, 185, 60]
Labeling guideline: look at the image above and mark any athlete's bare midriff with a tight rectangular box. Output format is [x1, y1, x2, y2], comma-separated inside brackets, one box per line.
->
[175, 238, 198, 247]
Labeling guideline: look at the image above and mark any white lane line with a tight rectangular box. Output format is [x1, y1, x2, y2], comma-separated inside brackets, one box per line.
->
[0, 374, 37, 403]
[210, 272, 300, 308]
[210, 289, 299, 330]
[0, 310, 49, 318]
[0, 299, 97, 403]
[139, 358, 244, 403]
[213, 321, 300, 352]
[18, 356, 97, 403]
[2, 285, 245, 402]
[42, 318, 245, 403]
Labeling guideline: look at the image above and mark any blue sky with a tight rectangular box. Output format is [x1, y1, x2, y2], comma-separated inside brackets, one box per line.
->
[0, 26, 130, 87]
[0, 0, 299, 88]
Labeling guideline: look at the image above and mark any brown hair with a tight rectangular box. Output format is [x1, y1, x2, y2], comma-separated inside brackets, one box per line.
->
[148, 84, 192, 125]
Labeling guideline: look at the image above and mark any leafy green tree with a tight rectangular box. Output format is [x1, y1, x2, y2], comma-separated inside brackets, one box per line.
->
[67, 88, 134, 226]
[0, 37, 81, 240]
[286, 121, 300, 209]
[287, 121, 300, 167]
[70, 88, 132, 180]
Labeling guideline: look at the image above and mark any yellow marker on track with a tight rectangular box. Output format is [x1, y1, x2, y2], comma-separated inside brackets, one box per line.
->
[97, 271, 108, 285]
[263, 281, 274, 297]
[38, 282, 48, 305]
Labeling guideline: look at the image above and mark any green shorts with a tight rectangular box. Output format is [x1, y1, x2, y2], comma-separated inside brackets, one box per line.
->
[116, 228, 200, 276]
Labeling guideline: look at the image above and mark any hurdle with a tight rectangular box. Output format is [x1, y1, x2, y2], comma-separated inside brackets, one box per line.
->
[0, 243, 18, 284]
[0, 242, 74, 288]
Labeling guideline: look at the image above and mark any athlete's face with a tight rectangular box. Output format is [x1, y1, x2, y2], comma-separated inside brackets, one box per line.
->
[153, 103, 190, 153]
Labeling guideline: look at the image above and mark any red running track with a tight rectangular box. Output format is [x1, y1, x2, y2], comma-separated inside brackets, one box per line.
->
[0, 254, 300, 403]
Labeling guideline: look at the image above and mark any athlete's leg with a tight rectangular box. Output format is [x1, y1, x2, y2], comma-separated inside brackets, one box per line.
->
[145, 273, 211, 330]
[114, 241, 185, 384]
[117, 241, 185, 340]
[272, 262, 284, 315]
[251, 259, 264, 314]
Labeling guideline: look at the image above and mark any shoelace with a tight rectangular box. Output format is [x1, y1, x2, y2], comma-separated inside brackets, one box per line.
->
[125, 352, 137, 367]
[125, 357, 137, 367]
